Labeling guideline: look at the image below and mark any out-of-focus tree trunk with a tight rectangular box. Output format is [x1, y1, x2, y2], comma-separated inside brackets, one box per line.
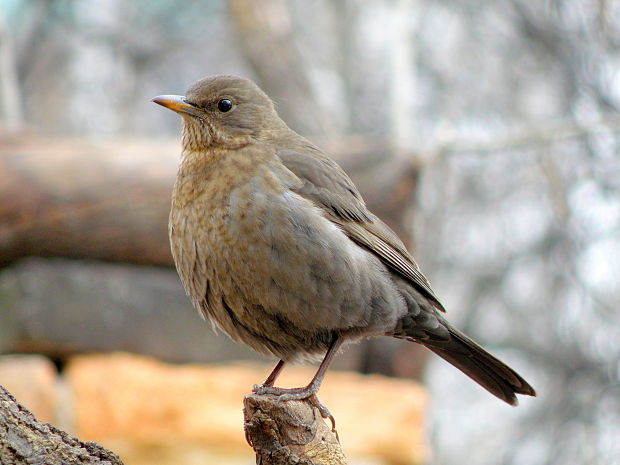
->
[0, 135, 176, 267]
[228, 0, 326, 136]
[0, 134, 418, 268]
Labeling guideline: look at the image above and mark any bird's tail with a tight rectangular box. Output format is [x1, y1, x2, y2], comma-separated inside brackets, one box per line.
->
[423, 322, 536, 406]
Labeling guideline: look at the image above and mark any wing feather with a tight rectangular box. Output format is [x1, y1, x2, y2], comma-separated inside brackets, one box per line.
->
[277, 148, 445, 311]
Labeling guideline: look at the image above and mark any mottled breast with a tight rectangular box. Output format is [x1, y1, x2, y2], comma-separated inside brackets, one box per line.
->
[169, 145, 406, 359]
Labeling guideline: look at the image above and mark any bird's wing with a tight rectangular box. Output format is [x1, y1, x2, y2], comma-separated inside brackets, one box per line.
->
[277, 149, 445, 311]
[277, 148, 372, 223]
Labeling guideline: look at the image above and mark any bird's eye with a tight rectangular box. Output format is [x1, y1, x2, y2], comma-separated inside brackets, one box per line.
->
[217, 99, 233, 112]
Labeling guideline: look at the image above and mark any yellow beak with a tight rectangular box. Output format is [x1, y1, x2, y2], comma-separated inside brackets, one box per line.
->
[151, 95, 200, 116]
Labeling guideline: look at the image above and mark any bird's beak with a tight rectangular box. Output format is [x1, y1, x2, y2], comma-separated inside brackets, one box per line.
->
[151, 95, 200, 116]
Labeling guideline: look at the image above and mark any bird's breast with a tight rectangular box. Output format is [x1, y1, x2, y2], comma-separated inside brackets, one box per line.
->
[169, 158, 406, 357]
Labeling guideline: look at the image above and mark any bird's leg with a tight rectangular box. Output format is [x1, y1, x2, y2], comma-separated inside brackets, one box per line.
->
[254, 337, 342, 398]
[254, 359, 286, 389]
[252, 337, 343, 430]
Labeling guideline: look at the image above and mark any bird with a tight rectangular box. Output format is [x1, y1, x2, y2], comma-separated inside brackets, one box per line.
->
[152, 75, 536, 415]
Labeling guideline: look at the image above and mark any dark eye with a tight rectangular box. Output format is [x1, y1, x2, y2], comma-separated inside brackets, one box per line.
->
[217, 99, 233, 112]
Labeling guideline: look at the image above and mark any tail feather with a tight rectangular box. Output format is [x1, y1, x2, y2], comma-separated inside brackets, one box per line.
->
[424, 325, 536, 406]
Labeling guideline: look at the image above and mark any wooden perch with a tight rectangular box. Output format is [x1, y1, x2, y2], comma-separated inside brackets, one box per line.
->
[244, 393, 347, 465]
[0, 385, 124, 465]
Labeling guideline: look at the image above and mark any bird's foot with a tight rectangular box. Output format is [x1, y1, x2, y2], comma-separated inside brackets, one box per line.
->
[253, 384, 304, 396]
[308, 393, 337, 437]
[252, 384, 337, 435]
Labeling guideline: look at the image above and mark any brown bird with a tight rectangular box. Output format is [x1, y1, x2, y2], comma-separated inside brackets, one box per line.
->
[152, 75, 535, 415]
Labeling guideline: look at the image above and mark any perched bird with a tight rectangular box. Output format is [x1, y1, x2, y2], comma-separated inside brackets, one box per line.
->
[152, 75, 535, 413]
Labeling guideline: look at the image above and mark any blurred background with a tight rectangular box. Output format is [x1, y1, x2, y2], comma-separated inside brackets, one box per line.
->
[1, 1, 619, 464]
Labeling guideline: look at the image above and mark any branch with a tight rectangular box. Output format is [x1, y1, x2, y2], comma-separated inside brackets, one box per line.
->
[421, 114, 620, 162]
[243, 393, 346, 465]
[0, 385, 124, 465]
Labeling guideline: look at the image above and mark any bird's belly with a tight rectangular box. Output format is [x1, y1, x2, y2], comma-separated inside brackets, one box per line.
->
[172, 184, 406, 359]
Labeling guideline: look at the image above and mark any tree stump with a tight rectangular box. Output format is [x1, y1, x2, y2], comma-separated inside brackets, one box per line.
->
[244, 393, 347, 465]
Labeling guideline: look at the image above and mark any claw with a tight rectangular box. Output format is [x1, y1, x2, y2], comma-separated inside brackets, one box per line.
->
[252, 383, 338, 439]
[251, 338, 343, 439]
[308, 393, 338, 439]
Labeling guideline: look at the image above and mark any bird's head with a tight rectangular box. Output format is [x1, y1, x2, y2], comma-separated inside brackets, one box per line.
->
[152, 75, 284, 151]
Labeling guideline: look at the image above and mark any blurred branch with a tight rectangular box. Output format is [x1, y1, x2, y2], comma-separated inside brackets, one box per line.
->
[421, 114, 620, 162]
[539, 144, 570, 223]
[0, 10, 24, 131]
[0, 385, 124, 465]
[388, 0, 418, 153]
[243, 393, 346, 465]
[228, 0, 325, 136]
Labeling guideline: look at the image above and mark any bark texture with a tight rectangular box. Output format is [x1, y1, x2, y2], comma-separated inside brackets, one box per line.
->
[244, 393, 347, 465]
[0, 385, 124, 465]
